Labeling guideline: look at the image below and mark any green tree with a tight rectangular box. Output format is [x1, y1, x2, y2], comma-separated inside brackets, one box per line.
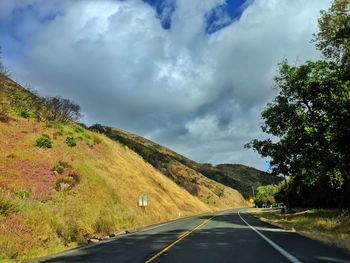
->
[313, 0, 350, 75]
[247, 0, 350, 208]
[255, 185, 278, 206]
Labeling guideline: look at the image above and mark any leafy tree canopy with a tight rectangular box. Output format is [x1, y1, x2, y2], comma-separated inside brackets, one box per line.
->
[247, 0, 350, 208]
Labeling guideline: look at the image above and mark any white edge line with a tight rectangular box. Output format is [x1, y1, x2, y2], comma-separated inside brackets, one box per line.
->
[238, 209, 302, 263]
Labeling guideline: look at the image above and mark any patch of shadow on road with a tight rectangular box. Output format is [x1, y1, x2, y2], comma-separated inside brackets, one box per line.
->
[37, 213, 350, 263]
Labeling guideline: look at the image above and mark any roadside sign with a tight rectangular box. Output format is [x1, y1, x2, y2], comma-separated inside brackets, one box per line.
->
[138, 195, 148, 207]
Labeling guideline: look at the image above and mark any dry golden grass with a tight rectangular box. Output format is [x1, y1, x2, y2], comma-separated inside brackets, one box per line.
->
[0, 77, 247, 261]
[0, 116, 247, 262]
[167, 160, 246, 210]
[0, 118, 214, 261]
[249, 208, 350, 252]
[106, 127, 248, 210]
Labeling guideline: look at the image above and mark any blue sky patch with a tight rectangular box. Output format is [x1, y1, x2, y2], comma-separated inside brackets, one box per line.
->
[143, 0, 176, 29]
[205, 0, 251, 34]
[143, 0, 251, 33]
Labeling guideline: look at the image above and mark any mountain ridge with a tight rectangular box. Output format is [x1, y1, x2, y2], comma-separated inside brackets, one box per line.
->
[90, 124, 282, 199]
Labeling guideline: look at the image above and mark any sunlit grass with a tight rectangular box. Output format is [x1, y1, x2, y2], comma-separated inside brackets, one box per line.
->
[0, 78, 247, 261]
[251, 208, 350, 252]
[0, 117, 211, 261]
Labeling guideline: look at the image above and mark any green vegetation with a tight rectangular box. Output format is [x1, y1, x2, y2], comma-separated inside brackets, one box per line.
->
[251, 209, 350, 252]
[247, 0, 350, 208]
[255, 185, 278, 206]
[20, 111, 30, 119]
[35, 135, 53, 148]
[65, 136, 77, 147]
[52, 164, 64, 174]
[212, 164, 281, 198]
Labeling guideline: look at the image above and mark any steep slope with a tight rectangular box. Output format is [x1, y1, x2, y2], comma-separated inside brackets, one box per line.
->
[90, 125, 247, 210]
[215, 164, 282, 197]
[89, 125, 277, 200]
[0, 75, 247, 261]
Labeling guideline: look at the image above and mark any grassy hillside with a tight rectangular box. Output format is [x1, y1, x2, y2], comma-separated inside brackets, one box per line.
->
[90, 125, 247, 209]
[89, 125, 279, 200]
[214, 164, 282, 197]
[0, 75, 247, 262]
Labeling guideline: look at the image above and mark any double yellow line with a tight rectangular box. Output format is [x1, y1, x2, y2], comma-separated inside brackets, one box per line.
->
[145, 216, 214, 262]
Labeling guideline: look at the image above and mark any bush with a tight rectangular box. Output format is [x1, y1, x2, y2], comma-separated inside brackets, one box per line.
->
[0, 190, 22, 216]
[52, 164, 64, 174]
[20, 111, 30, 119]
[0, 101, 9, 123]
[74, 127, 84, 133]
[66, 136, 77, 147]
[52, 218, 85, 244]
[93, 216, 114, 233]
[35, 135, 53, 148]
[58, 160, 71, 168]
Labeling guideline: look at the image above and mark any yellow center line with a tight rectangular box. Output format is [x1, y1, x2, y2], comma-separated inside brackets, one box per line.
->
[177, 230, 190, 239]
[145, 216, 214, 263]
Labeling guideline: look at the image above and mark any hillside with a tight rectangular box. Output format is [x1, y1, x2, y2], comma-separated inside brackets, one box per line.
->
[89, 125, 280, 199]
[0, 75, 247, 262]
[90, 125, 247, 209]
[215, 164, 282, 197]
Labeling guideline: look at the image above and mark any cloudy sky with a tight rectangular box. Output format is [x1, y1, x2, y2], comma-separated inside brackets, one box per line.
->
[0, 0, 331, 170]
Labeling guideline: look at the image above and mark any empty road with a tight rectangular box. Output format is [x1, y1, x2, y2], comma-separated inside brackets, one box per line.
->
[37, 208, 350, 263]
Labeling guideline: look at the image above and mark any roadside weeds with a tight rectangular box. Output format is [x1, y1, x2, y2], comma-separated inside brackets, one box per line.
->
[248, 208, 350, 253]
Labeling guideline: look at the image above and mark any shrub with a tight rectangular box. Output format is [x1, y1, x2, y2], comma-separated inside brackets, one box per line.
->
[66, 136, 77, 147]
[0, 100, 9, 123]
[93, 216, 114, 233]
[14, 189, 30, 199]
[57, 220, 85, 244]
[175, 178, 185, 186]
[74, 127, 84, 133]
[52, 164, 64, 174]
[58, 160, 71, 168]
[0, 191, 22, 216]
[20, 111, 30, 119]
[35, 135, 53, 148]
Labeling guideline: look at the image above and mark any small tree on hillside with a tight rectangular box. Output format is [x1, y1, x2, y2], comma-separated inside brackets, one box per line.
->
[44, 96, 82, 122]
[0, 46, 9, 77]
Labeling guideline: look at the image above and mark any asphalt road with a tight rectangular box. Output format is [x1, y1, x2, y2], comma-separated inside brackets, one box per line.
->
[37, 208, 350, 263]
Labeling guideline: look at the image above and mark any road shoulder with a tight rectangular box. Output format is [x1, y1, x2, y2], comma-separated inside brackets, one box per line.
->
[247, 208, 350, 254]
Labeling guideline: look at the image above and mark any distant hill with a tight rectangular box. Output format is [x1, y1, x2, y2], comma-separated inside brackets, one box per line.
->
[0, 75, 247, 261]
[215, 164, 282, 197]
[90, 125, 281, 199]
[90, 125, 246, 208]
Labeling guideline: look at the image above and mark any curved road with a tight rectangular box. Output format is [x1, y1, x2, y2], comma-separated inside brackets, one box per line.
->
[37, 209, 350, 263]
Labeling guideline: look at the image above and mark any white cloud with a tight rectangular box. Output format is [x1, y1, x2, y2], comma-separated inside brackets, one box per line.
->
[1, 0, 332, 169]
